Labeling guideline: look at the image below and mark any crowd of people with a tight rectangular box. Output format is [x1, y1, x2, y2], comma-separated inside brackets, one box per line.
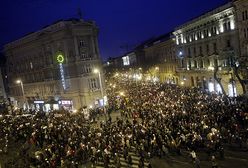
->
[0, 75, 248, 168]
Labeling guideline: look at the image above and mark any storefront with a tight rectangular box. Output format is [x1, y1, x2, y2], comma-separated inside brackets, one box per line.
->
[58, 99, 73, 111]
[33, 100, 45, 111]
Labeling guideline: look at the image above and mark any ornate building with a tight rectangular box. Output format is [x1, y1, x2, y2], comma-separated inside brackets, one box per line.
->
[173, 2, 242, 96]
[233, 0, 248, 58]
[143, 33, 178, 83]
[4, 18, 105, 111]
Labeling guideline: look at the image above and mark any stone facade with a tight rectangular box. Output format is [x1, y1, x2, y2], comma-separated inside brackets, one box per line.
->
[233, 0, 248, 58]
[143, 33, 178, 83]
[4, 19, 104, 110]
[173, 3, 243, 96]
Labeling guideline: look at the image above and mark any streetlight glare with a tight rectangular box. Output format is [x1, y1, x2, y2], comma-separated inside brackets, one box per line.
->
[16, 80, 21, 84]
[93, 69, 99, 74]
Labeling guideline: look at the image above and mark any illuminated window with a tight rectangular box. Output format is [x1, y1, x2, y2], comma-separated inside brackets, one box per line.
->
[208, 82, 214, 92]
[228, 82, 237, 97]
[122, 56, 130, 66]
[216, 84, 222, 93]
[30, 62, 33, 69]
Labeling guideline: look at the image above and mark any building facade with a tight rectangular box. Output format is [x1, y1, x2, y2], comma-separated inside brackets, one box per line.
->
[233, 0, 248, 58]
[4, 19, 105, 111]
[173, 2, 243, 96]
[0, 69, 7, 101]
[143, 33, 178, 83]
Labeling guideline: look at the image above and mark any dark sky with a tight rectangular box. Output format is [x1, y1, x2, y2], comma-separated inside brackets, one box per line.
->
[0, 0, 229, 60]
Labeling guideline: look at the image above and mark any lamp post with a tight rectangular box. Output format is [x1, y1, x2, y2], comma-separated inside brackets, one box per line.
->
[93, 69, 106, 119]
[16, 79, 26, 110]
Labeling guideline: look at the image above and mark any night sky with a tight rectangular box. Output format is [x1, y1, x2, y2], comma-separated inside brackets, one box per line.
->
[0, 0, 229, 60]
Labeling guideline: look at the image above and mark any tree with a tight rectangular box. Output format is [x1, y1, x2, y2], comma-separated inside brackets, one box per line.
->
[213, 63, 226, 96]
[225, 50, 247, 95]
[231, 56, 247, 95]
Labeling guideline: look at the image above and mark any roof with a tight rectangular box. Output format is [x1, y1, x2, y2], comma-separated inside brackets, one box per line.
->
[4, 18, 94, 49]
[175, 1, 232, 31]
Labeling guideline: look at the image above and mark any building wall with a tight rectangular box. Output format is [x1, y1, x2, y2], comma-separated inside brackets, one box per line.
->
[4, 19, 104, 110]
[0, 69, 7, 100]
[143, 38, 178, 83]
[173, 3, 243, 95]
[234, 0, 248, 58]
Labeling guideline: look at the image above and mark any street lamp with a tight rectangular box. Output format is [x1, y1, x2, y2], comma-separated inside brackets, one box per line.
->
[16, 79, 26, 110]
[93, 69, 106, 118]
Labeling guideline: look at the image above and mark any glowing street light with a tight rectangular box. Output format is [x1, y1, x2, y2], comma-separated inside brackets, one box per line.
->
[208, 66, 214, 71]
[94, 68, 103, 100]
[119, 91, 125, 96]
[93, 68, 106, 118]
[16, 79, 26, 109]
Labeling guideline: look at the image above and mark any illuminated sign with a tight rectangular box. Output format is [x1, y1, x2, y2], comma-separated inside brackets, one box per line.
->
[59, 63, 66, 90]
[56, 52, 66, 90]
[34, 100, 44, 104]
[59, 100, 72, 105]
[57, 54, 64, 63]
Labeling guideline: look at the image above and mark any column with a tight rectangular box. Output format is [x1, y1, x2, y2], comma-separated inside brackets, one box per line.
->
[73, 36, 80, 61]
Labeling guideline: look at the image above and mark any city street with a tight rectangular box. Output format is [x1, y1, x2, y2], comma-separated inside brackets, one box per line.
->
[1, 0, 248, 168]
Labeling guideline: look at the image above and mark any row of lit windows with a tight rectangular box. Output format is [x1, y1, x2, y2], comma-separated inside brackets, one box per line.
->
[183, 58, 229, 69]
[176, 20, 235, 45]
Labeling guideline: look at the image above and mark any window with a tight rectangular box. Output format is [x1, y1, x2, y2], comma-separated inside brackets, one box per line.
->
[188, 47, 191, 57]
[188, 60, 191, 69]
[81, 53, 86, 59]
[85, 64, 91, 73]
[242, 10, 248, 20]
[213, 43, 217, 53]
[223, 23, 227, 32]
[227, 40, 231, 48]
[89, 78, 98, 89]
[199, 46, 202, 55]
[227, 21, 231, 30]
[79, 40, 85, 47]
[30, 62, 33, 69]
[194, 60, 198, 68]
[200, 60, 204, 68]
[193, 47, 196, 56]
[211, 27, 217, 35]
[122, 56, 130, 66]
[206, 44, 209, 54]
[245, 28, 247, 38]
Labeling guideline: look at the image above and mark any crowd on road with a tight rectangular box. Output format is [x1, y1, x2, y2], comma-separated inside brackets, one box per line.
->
[0, 76, 248, 168]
